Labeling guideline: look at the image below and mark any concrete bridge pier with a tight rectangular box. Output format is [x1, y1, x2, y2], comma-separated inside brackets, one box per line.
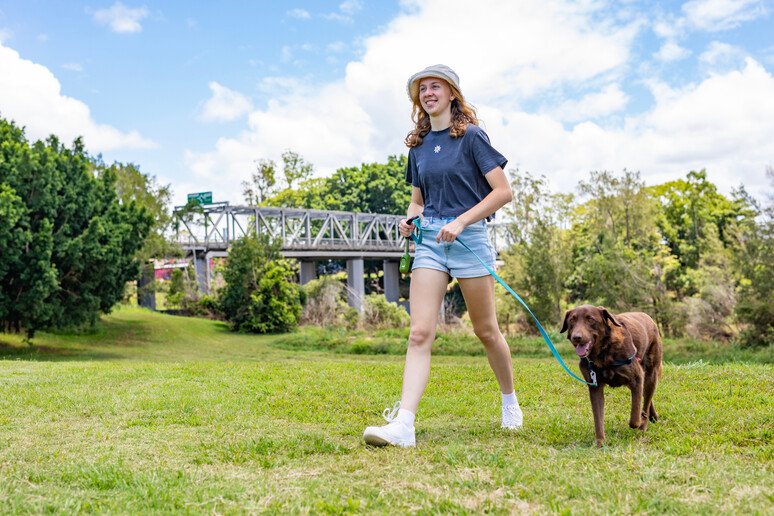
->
[195, 254, 208, 294]
[299, 261, 316, 285]
[383, 260, 400, 303]
[346, 258, 365, 312]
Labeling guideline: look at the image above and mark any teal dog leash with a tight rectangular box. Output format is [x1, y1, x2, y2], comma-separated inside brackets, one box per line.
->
[407, 221, 595, 386]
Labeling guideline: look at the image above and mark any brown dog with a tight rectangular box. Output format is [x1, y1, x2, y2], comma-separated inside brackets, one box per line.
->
[560, 305, 663, 446]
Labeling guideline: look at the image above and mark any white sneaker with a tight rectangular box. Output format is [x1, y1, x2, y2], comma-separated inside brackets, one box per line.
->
[363, 402, 416, 448]
[501, 404, 523, 430]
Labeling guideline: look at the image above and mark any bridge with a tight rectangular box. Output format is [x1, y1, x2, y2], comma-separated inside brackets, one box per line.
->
[173, 203, 513, 311]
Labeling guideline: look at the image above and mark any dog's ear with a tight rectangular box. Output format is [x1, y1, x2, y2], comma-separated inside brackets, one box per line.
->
[560, 310, 573, 333]
[598, 306, 622, 327]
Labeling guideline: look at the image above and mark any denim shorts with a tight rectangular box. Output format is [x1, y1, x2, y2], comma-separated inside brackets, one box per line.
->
[412, 216, 496, 278]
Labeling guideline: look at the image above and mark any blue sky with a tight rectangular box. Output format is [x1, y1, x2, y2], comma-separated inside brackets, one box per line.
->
[1, 0, 773, 207]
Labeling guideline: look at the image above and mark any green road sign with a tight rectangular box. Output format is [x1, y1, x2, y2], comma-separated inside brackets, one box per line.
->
[187, 191, 213, 204]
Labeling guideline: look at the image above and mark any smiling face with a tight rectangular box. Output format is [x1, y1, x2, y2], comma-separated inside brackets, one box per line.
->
[560, 305, 614, 358]
[418, 76, 455, 117]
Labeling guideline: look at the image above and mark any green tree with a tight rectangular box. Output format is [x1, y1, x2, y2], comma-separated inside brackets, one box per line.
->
[242, 158, 278, 205]
[281, 149, 314, 190]
[267, 155, 412, 215]
[218, 234, 305, 333]
[166, 266, 199, 309]
[92, 160, 178, 308]
[93, 160, 176, 259]
[651, 170, 749, 270]
[731, 172, 774, 346]
[497, 171, 574, 329]
[680, 224, 736, 340]
[241, 151, 314, 206]
[569, 170, 678, 332]
[0, 118, 152, 338]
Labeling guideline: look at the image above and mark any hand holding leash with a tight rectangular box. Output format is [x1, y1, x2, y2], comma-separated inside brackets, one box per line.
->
[399, 216, 421, 274]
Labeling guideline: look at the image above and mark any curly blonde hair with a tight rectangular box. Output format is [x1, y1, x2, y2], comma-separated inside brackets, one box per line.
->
[404, 81, 479, 148]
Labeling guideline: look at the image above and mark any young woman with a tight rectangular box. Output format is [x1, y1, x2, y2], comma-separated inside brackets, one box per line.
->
[363, 64, 522, 448]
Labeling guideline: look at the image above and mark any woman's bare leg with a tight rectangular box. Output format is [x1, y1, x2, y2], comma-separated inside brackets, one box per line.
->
[399, 268, 449, 414]
[457, 275, 514, 394]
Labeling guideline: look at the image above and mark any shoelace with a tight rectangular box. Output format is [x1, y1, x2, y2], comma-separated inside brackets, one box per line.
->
[503, 405, 523, 421]
[382, 401, 401, 423]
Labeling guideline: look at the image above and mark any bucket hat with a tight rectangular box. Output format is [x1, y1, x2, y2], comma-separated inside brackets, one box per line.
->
[406, 64, 461, 102]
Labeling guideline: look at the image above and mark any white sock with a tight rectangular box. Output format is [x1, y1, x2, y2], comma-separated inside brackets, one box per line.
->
[397, 408, 415, 428]
[501, 391, 519, 408]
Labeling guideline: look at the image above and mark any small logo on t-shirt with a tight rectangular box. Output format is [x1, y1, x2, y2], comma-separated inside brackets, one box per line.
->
[434, 145, 441, 153]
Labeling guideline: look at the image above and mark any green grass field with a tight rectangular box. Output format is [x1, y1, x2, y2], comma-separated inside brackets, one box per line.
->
[1, 308, 772, 514]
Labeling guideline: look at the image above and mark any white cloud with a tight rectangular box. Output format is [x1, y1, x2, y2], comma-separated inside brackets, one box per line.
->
[181, 0, 639, 204]
[281, 45, 293, 63]
[699, 41, 746, 66]
[180, 0, 774, 206]
[339, 0, 363, 15]
[549, 84, 629, 123]
[653, 17, 685, 39]
[327, 41, 346, 53]
[321, 12, 354, 23]
[545, 58, 774, 196]
[655, 42, 692, 62]
[286, 8, 311, 20]
[0, 27, 12, 43]
[653, 1, 764, 48]
[62, 62, 84, 72]
[765, 45, 774, 65]
[682, 0, 765, 31]
[199, 82, 253, 122]
[633, 59, 773, 182]
[92, 2, 149, 34]
[0, 42, 156, 151]
[321, 0, 363, 24]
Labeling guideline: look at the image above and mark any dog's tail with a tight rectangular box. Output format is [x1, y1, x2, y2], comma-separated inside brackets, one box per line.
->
[658, 362, 663, 378]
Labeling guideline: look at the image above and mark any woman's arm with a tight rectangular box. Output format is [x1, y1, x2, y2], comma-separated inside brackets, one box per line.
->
[436, 166, 512, 242]
[399, 186, 424, 237]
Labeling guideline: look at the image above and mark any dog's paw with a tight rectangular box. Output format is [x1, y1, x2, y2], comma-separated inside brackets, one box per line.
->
[629, 417, 648, 432]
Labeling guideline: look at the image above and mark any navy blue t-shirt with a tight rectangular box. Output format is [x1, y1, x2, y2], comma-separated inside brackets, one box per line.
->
[405, 124, 507, 221]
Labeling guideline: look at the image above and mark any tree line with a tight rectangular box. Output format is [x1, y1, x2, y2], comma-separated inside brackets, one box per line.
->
[497, 168, 772, 347]
[0, 118, 172, 339]
[2, 113, 772, 345]
[244, 153, 773, 346]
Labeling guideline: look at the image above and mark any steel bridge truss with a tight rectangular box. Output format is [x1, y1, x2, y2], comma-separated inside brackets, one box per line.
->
[173, 204, 408, 255]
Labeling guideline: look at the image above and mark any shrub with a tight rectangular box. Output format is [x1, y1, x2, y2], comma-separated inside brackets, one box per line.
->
[166, 267, 198, 309]
[218, 235, 305, 333]
[300, 276, 350, 327]
[361, 294, 410, 329]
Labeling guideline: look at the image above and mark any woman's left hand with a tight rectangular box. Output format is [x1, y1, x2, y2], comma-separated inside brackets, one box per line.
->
[437, 219, 465, 243]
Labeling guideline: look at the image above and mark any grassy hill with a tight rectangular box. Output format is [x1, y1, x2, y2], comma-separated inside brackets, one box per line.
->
[1, 308, 772, 514]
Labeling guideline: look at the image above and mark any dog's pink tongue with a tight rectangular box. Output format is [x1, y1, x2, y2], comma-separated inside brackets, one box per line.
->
[576, 340, 592, 357]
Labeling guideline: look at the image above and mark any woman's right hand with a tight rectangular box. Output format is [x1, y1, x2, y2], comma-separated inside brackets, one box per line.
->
[399, 217, 416, 237]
